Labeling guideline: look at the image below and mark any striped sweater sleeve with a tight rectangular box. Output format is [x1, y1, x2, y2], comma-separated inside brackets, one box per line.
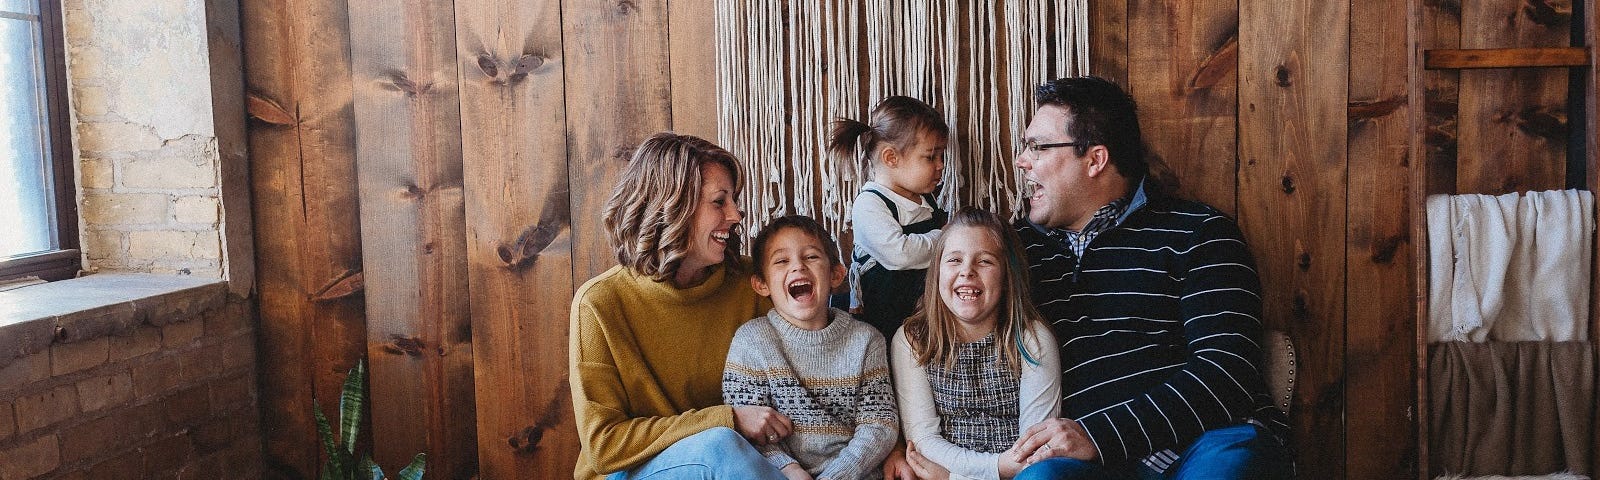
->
[722, 322, 802, 470]
[1075, 214, 1266, 463]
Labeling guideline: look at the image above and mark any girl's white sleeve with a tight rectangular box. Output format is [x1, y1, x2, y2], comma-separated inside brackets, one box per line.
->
[852, 191, 941, 270]
[1016, 321, 1063, 433]
[891, 328, 999, 480]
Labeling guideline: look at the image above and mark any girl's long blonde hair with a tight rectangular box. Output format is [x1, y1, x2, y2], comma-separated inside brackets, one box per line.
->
[904, 207, 1045, 372]
[602, 132, 745, 282]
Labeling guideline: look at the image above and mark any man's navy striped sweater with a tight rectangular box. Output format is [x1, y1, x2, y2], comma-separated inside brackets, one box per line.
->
[1016, 188, 1288, 465]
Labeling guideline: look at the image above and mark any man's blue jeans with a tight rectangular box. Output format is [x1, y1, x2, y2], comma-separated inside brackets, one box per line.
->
[1012, 424, 1290, 480]
[604, 427, 786, 480]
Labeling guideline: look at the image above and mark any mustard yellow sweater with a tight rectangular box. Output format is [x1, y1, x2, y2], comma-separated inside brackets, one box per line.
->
[568, 263, 770, 479]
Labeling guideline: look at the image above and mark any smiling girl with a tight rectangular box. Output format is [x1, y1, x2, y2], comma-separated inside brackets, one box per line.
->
[887, 207, 1061, 480]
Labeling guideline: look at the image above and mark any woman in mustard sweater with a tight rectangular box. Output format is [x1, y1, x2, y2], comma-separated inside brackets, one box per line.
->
[569, 132, 790, 480]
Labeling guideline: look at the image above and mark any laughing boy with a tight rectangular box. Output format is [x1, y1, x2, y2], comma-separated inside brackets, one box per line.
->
[722, 215, 900, 480]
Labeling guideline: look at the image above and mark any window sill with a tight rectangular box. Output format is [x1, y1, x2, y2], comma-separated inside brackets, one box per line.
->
[0, 273, 227, 368]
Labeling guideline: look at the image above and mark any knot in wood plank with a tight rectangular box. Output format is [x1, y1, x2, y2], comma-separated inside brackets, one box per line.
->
[511, 54, 544, 82]
[1292, 291, 1311, 320]
[1514, 105, 1566, 141]
[1280, 174, 1296, 194]
[311, 269, 364, 302]
[382, 334, 426, 357]
[384, 71, 434, 97]
[1521, 0, 1569, 26]
[477, 54, 499, 78]
[1348, 96, 1406, 121]
[1188, 36, 1237, 91]
[1274, 65, 1292, 87]
[1424, 0, 1462, 16]
[246, 94, 297, 126]
[1370, 235, 1403, 264]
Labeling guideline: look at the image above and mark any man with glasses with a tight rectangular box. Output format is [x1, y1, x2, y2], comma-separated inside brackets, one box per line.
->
[1004, 76, 1290, 479]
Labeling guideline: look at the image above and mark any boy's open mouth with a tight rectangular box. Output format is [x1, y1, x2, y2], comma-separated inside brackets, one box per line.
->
[787, 279, 814, 301]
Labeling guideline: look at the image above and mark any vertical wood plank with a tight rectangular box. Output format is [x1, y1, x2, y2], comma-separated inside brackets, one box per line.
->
[1126, 0, 1239, 214]
[347, 0, 477, 477]
[1347, 0, 1418, 477]
[240, 0, 369, 477]
[1408, 0, 1434, 476]
[1239, 0, 1349, 476]
[1089, 0, 1129, 86]
[1421, 0, 1462, 196]
[1455, 0, 1571, 194]
[454, 0, 575, 477]
[202, 0, 254, 298]
[1587, 1, 1598, 476]
[668, 0, 720, 140]
[563, 0, 676, 283]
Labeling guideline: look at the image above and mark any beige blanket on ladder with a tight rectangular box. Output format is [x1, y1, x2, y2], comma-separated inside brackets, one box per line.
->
[1429, 341, 1596, 477]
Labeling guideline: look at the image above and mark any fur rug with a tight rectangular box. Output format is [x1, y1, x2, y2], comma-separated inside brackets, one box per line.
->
[1434, 474, 1589, 480]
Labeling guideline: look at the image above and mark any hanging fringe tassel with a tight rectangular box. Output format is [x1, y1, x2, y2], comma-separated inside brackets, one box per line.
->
[716, 0, 1089, 246]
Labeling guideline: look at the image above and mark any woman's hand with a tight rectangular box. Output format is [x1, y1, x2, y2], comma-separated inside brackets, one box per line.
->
[905, 441, 951, 480]
[882, 442, 917, 480]
[732, 405, 794, 445]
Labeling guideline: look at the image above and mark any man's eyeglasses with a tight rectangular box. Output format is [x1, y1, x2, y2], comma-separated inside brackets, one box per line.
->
[1015, 141, 1085, 157]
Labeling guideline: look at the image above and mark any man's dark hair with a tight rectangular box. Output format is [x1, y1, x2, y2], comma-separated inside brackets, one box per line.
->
[751, 215, 842, 277]
[1035, 76, 1148, 180]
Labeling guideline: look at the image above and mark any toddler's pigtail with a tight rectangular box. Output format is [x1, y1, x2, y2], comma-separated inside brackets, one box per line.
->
[829, 118, 878, 176]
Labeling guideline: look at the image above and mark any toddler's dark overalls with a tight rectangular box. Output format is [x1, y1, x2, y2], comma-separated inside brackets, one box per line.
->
[853, 190, 947, 340]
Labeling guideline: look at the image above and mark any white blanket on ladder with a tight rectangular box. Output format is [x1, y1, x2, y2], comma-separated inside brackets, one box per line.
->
[1427, 190, 1594, 342]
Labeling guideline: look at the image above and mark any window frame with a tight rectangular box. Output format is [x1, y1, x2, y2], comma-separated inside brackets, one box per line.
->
[1, 0, 80, 283]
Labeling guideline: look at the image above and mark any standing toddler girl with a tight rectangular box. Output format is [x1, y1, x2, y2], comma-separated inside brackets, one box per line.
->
[830, 96, 951, 339]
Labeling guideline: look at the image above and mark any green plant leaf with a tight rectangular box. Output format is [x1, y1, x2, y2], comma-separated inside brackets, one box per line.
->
[314, 399, 346, 480]
[339, 360, 367, 455]
[322, 448, 351, 480]
[395, 453, 426, 480]
[360, 455, 384, 480]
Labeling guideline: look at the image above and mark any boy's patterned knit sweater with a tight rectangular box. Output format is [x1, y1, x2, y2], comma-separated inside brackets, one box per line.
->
[722, 309, 898, 480]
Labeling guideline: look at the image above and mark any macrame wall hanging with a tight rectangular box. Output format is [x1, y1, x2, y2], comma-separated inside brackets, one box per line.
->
[715, 0, 1089, 248]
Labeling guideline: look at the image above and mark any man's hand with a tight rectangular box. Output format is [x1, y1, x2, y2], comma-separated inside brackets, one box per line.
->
[882, 442, 917, 480]
[905, 441, 951, 480]
[1010, 418, 1100, 464]
[733, 405, 794, 445]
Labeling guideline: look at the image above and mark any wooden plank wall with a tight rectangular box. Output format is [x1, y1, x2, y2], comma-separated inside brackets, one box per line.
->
[240, 1, 371, 478]
[454, 0, 574, 476]
[1346, 0, 1417, 476]
[346, 0, 478, 476]
[240, 0, 1590, 478]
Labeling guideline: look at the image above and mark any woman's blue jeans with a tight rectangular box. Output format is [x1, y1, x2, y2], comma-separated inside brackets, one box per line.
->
[1013, 424, 1290, 480]
[604, 427, 786, 480]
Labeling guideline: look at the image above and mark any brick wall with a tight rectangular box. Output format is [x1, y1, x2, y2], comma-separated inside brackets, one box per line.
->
[64, 0, 227, 277]
[0, 285, 260, 479]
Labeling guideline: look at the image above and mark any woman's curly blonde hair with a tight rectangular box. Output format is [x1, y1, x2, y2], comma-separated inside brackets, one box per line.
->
[602, 132, 745, 282]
